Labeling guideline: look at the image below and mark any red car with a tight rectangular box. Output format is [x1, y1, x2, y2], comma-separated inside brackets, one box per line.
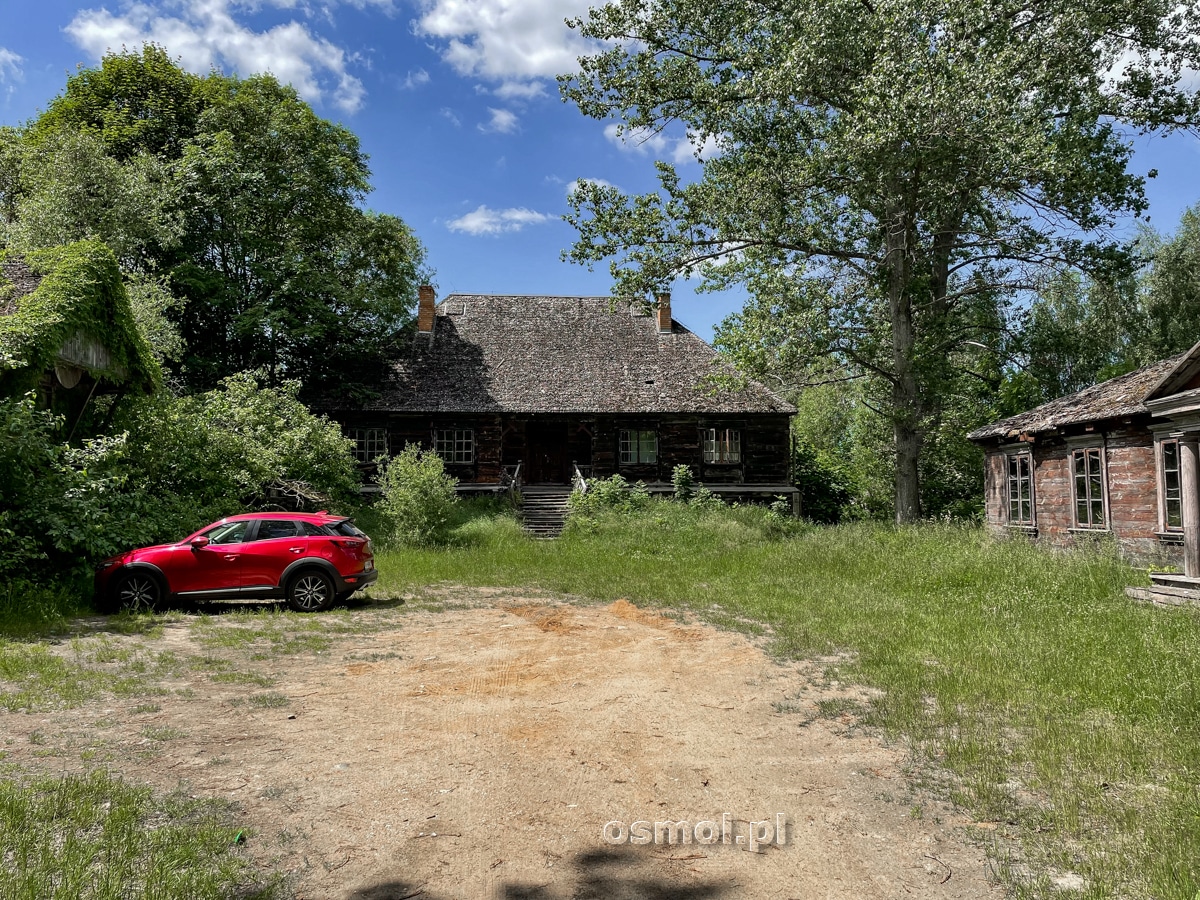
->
[95, 512, 378, 613]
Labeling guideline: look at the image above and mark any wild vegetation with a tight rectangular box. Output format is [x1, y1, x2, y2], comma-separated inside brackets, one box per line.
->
[0, 45, 429, 399]
[563, 0, 1200, 522]
[0, 48, 411, 623]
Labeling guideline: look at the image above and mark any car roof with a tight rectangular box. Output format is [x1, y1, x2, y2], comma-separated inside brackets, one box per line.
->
[222, 512, 344, 523]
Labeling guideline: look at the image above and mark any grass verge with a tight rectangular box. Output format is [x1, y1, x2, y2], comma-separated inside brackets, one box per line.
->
[0, 769, 273, 899]
[373, 501, 1199, 899]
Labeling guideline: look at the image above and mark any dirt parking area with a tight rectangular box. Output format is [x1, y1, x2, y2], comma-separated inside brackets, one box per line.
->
[2, 591, 1002, 899]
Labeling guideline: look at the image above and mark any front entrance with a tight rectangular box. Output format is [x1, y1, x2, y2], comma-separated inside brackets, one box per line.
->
[525, 420, 570, 484]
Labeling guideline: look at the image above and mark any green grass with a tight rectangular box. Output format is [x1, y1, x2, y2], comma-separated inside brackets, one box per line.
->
[0, 769, 272, 899]
[190, 607, 365, 657]
[373, 501, 1200, 899]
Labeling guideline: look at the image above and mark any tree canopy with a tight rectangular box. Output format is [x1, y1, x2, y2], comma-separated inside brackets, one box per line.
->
[2, 45, 429, 401]
[562, 0, 1200, 521]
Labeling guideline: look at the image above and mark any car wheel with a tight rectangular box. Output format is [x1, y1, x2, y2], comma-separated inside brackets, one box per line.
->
[287, 569, 335, 613]
[114, 571, 163, 613]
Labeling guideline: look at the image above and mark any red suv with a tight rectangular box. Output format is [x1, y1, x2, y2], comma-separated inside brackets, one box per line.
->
[95, 512, 378, 613]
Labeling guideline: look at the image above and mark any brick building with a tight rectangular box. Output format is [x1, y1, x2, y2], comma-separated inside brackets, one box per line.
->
[968, 340, 1200, 599]
[329, 288, 797, 521]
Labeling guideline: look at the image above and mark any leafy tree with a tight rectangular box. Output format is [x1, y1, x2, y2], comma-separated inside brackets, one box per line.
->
[1140, 205, 1200, 359]
[561, 0, 1200, 522]
[12, 47, 429, 399]
[30, 44, 207, 162]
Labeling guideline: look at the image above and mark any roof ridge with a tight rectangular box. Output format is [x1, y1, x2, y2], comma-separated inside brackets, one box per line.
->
[968, 353, 1186, 442]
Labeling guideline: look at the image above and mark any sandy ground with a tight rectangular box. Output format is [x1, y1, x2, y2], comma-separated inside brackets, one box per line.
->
[2, 592, 1004, 899]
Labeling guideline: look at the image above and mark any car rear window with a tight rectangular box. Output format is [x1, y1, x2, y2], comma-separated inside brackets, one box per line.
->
[300, 521, 328, 537]
[328, 520, 364, 538]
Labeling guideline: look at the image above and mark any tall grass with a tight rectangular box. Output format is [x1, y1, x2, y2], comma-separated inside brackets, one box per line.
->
[374, 502, 1200, 899]
[0, 770, 272, 899]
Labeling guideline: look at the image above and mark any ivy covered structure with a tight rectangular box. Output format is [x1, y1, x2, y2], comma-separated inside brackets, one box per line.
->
[0, 240, 159, 429]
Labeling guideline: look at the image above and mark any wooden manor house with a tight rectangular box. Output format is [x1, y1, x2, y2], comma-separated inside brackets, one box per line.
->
[969, 339, 1200, 603]
[331, 287, 797, 529]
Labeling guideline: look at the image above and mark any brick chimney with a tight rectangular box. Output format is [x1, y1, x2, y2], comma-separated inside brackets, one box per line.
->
[655, 292, 672, 333]
[417, 285, 436, 333]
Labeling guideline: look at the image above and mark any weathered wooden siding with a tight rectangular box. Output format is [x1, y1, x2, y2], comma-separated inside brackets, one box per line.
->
[338, 412, 792, 489]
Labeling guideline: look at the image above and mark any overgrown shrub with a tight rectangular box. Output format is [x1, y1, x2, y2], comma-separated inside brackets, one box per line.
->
[792, 437, 855, 523]
[0, 375, 359, 599]
[671, 464, 695, 502]
[117, 372, 359, 514]
[376, 444, 459, 547]
[568, 474, 652, 517]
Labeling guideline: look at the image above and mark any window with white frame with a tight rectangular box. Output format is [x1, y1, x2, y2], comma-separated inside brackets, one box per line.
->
[1072, 447, 1106, 528]
[703, 428, 741, 464]
[620, 429, 657, 465]
[1162, 439, 1182, 530]
[435, 429, 474, 464]
[1007, 452, 1033, 525]
[351, 428, 387, 463]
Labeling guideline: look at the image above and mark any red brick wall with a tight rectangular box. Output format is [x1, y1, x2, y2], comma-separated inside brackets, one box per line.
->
[1033, 444, 1072, 539]
[981, 425, 1182, 566]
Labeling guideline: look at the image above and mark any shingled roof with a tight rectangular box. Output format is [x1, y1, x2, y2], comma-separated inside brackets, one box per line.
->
[0, 256, 41, 315]
[364, 295, 794, 415]
[967, 354, 1185, 442]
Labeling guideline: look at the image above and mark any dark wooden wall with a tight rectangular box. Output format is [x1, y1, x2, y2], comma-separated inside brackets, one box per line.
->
[335, 411, 792, 487]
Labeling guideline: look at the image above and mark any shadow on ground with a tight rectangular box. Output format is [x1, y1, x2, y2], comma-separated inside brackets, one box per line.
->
[347, 847, 734, 900]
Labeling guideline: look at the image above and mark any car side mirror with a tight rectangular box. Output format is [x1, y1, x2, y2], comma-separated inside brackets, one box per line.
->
[190, 536, 211, 550]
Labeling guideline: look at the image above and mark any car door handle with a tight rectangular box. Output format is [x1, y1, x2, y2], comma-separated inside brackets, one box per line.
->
[224, 554, 237, 561]
[289, 547, 303, 553]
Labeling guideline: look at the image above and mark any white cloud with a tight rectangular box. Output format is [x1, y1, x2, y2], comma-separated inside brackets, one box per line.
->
[414, 0, 598, 95]
[493, 80, 547, 100]
[603, 123, 667, 154]
[401, 68, 430, 89]
[440, 106, 461, 126]
[0, 47, 23, 93]
[447, 204, 553, 235]
[672, 131, 721, 164]
[479, 107, 518, 134]
[567, 176, 619, 197]
[604, 123, 718, 165]
[65, 0, 367, 112]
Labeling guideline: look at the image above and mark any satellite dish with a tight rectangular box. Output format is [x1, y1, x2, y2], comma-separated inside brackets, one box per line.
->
[54, 363, 84, 389]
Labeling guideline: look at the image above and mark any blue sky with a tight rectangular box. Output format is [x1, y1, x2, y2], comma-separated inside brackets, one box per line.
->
[1, 0, 1198, 343]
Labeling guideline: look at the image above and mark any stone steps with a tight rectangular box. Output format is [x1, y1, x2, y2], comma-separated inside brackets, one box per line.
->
[1127, 573, 1200, 607]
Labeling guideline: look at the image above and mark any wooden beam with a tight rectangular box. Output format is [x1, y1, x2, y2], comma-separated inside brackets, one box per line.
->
[1181, 438, 1200, 578]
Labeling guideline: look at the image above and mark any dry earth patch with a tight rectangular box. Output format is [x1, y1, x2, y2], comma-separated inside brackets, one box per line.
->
[0, 591, 1003, 899]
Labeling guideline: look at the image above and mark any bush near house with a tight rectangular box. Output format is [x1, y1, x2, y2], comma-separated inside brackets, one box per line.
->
[0, 375, 359, 624]
[375, 444, 459, 547]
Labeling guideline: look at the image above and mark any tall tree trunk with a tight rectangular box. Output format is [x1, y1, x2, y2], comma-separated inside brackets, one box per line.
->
[887, 215, 922, 524]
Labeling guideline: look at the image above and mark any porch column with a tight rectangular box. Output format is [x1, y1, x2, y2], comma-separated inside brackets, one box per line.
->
[1182, 437, 1200, 578]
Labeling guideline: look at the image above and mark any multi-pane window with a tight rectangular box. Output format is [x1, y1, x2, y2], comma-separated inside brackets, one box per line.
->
[1163, 439, 1182, 530]
[1072, 448, 1106, 528]
[1007, 453, 1033, 524]
[435, 429, 474, 464]
[620, 429, 658, 465]
[703, 428, 742, 464]
[351, 428, 387, 463]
